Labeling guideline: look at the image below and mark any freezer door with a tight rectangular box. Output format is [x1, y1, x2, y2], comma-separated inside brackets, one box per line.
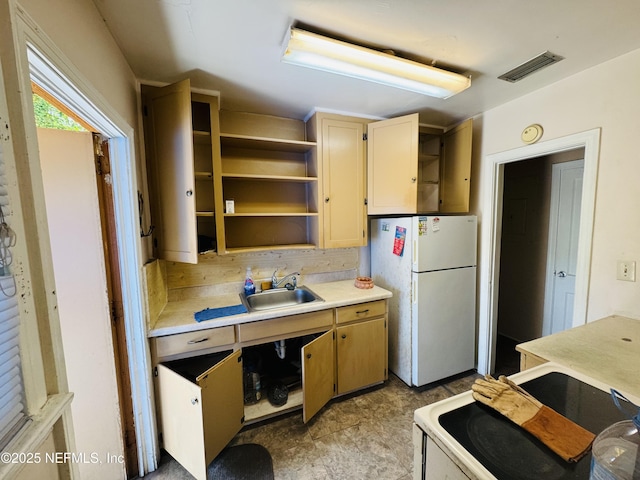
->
[412, 216, 477, 272]
[411, 267, 476, 386]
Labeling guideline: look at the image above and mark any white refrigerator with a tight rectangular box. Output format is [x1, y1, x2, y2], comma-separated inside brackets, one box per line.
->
[370, 215, 477, 387]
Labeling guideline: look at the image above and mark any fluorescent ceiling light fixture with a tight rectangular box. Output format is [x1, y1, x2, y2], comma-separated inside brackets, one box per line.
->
[282, 27, 471, 99]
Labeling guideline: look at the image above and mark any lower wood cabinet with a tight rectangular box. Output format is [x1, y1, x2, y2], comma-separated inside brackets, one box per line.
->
[156, 350, 243, 480]
[301, 330, 335, 422]
[152, 298, 388, 477]
[337, 317, 387, 394]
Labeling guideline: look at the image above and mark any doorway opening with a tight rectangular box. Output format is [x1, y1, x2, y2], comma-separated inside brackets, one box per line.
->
[24, 38, 157, 476]
[477, 129, 600, 376]
[493, 150, 584, 376]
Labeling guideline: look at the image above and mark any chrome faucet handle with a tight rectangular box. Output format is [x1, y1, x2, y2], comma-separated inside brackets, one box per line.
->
[272, 271, 300, 289]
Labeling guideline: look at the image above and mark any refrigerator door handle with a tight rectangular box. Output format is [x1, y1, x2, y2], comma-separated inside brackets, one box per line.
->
[413, 240, 417, 266]
[412, 278, 417, 304]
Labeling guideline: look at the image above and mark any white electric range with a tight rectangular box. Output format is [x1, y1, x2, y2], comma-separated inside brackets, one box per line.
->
[413, 363, 639, 480]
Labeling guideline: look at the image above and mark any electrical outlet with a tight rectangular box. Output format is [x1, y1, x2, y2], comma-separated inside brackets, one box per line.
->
[617, 260, 636, 282]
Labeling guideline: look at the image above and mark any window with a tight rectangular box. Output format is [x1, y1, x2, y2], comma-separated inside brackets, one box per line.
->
[0, 141, 26, 450]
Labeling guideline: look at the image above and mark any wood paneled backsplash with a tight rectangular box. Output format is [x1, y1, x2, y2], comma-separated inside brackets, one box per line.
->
[165, 248, 360, 301]
[143, 259, 168, 329]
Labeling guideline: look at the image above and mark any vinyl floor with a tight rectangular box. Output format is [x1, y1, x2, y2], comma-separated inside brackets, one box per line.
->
[141, 336, 523, 480]
[142, 370, 491, 480]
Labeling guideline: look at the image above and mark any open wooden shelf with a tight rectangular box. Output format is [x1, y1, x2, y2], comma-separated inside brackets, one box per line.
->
[221, 173, 317, 183]
[224, 244, 317, 255]
[193, 130, 212, 144]
[243, 388, 303, 423]
[220, 133, 316, 153]
[223, 212, 318, 217]
[195, 171, 213, 179]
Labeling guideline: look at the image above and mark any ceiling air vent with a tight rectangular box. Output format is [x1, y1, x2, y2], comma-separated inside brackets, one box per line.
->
[498, 51, 564, 83]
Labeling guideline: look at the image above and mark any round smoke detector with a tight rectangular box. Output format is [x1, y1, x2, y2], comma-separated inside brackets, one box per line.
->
[521, 124, 543, 144]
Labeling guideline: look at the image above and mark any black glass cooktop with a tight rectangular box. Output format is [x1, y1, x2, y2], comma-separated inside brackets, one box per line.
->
[438, 372, 627, 480]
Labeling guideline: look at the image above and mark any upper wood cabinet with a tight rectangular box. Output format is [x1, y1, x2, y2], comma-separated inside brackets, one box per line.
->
[142, 81, 320, 260]
[217, 111, 319, 253]
[308, 113, 368, 248]
[141, 79, 221, 264]
[367, 114, 473, 215]
[439, 119, 473, 213]
[367, 113, 420, 215]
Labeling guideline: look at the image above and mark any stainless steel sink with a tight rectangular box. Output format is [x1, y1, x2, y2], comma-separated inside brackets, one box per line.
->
[240, 286, 324, 312]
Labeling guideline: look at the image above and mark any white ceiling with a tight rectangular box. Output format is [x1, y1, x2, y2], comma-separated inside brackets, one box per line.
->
[92, 0, 640, 127]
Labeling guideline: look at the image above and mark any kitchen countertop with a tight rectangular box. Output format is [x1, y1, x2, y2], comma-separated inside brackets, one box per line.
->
[148, 279, 392, 338]
[516, 314, 640, 398]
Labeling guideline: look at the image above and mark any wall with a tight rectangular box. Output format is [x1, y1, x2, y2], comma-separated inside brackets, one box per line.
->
[478, 48, 640, 323]
[19, 0, 139, 136]
[38, 128, 124, 479]
[18, 0, 151, 260]
[165, 248, 360, 301]
[3, 0, 143, 475]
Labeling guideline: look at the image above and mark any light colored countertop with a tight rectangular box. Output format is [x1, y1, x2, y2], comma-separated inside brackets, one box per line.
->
[516, 314, 640, 398]
[148, 279, 392, 338]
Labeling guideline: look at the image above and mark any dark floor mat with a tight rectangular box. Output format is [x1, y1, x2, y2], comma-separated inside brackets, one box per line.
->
[208, 443, 274, 480]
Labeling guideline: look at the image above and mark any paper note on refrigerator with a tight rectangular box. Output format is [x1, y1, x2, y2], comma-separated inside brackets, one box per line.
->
[418, 217, 428, 236]
[393, 226, 406, 256]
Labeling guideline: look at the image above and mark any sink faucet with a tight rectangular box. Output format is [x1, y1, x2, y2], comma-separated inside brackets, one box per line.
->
[272, 270, 299, 290]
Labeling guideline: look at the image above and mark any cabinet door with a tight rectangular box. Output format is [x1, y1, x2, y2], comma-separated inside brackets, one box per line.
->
[199, 350, 244, 469]
[367, 113, 419, 215]
[301, 330, 335, 423]
[321, 118, 366, 248]
[337, 318, 386, 395]
[144, 79, 198, 263]
[156, 350, 243, 480]
[439, 118, 472, 213]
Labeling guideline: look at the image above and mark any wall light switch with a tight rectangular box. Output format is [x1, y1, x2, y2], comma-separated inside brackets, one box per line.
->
[617, 260, 636, 282]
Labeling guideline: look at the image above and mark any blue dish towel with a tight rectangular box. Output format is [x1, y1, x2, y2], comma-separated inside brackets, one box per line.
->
[194, 304, 248, 322]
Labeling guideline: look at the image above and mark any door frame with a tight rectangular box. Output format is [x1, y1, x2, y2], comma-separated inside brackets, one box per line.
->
[16, 10, 158, 476]
[542, 159, 585, 337]
[477, 129, 600, 375]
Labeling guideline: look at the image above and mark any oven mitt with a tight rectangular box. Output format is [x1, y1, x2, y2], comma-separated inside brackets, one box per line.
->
[471, 375, 596, 462]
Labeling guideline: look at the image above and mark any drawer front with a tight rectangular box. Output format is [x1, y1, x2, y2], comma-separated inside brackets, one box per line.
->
[238, 309, 333, 343]
[155, 326, 235, 359]
[336, 300, 386, 324]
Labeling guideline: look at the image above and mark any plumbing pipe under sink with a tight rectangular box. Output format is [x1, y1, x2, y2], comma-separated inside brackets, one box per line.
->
[274, 339, 286, 360]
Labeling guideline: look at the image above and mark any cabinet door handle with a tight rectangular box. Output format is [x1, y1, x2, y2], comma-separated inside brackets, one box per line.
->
[355, 309, 369, 315]
[191, 398, 199, 405]
[187, 337, 208, 344]
[186, 189, 193, 197]
[306, 353, 312, 359]
[325, 197, 330, 203]
[341, 334, 347, 339]
[411, 177, 417, 183]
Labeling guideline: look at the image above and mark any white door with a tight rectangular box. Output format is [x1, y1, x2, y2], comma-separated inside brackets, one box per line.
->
[38, 129, 125, 479]
[543, 160, 584, 335]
